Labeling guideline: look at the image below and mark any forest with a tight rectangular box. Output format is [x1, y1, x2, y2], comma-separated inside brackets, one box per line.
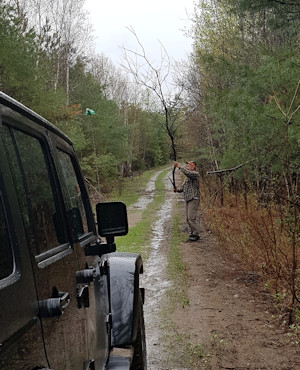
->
[0, 0, 299, 321]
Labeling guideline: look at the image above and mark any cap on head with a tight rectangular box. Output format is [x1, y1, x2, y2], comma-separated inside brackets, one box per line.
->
[186, 161, 196, 169]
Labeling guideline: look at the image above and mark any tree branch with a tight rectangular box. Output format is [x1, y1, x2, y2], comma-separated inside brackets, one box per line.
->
[207, 161, 252, 175]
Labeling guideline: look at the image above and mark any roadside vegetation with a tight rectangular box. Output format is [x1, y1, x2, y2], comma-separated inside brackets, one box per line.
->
[183, 0, 300, 323]
[202, 181, 300, 329]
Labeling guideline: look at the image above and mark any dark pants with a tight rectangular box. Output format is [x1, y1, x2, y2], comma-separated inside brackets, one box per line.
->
[185, 198, 200, 235]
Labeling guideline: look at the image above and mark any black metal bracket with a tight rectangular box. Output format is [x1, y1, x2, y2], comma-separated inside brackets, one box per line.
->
[84, 242, 116, 257]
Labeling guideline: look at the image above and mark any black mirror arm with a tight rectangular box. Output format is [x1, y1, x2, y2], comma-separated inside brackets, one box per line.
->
[84, 240, 116, 257]
[105, 235, 115, 244]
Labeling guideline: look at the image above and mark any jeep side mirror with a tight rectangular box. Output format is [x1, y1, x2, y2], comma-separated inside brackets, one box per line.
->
[96, 202, 128, 244]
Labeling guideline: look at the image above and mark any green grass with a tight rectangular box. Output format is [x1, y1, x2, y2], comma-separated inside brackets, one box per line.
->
[167, 212, 188, 309]
[109, 168, 162, 206]
[115, 169, 168, 258]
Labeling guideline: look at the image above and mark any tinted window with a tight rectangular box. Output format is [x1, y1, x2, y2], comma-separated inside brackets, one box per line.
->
[0, 197, 14, 279]
[3, 126, 63, 254]
[57, 150, 88, 239]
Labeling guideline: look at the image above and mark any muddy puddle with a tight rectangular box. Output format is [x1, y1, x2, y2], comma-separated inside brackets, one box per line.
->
[139, 172, 174, 368]
[131, 171, 161, 210]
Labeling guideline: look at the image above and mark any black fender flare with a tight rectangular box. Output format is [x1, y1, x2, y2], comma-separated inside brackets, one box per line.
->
[107, 252, 144, 347]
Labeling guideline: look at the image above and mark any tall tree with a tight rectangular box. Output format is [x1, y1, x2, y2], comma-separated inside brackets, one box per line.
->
[9, 0, 94, 104]
[121, 27, 185, 186]
[182, 0, 300, 313]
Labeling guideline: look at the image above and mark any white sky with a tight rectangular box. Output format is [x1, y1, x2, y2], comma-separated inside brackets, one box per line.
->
[84, 0, 195, 66]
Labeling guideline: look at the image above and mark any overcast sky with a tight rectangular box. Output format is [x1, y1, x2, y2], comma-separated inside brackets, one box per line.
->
[84, 0, 195, 66]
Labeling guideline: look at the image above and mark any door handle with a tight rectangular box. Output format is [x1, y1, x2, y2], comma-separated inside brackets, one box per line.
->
[39, 290, 70, 318]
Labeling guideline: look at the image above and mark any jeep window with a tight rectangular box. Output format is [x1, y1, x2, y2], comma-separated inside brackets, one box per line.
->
[3, 126, 65, 255]
[0, 197, 14, 280]
[57, 150, 88, 239]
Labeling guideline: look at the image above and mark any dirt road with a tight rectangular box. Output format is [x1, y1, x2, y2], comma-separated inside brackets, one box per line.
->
[128, 171, 300, 369]
[174, 220, 300, 369]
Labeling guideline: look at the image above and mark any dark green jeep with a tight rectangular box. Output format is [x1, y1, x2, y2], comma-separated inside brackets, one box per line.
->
[0, 92, 146, 370]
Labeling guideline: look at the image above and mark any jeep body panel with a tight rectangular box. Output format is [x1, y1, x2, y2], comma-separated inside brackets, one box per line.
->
[0, 92, 145, 369]
[0, 93, 102, 369]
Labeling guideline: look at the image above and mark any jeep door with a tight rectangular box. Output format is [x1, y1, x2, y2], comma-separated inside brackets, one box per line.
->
[1, 115, 108, 369]
[0, 125, 48, 369]
[50, 133, 110, 369]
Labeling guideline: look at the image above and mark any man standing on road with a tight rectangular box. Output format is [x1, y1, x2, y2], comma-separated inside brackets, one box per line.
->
[173, 161, 201, 242]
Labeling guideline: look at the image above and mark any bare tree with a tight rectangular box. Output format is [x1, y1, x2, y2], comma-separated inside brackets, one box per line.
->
[121, 26, 185, 186]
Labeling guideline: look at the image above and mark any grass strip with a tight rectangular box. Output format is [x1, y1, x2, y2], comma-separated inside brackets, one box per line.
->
[167, 212, 188, 309]
[116, 169, 167, 258]
[109, 168, 161, 206]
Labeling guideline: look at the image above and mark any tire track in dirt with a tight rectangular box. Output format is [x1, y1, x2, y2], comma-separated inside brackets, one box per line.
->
[126, 169, 178, 368]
